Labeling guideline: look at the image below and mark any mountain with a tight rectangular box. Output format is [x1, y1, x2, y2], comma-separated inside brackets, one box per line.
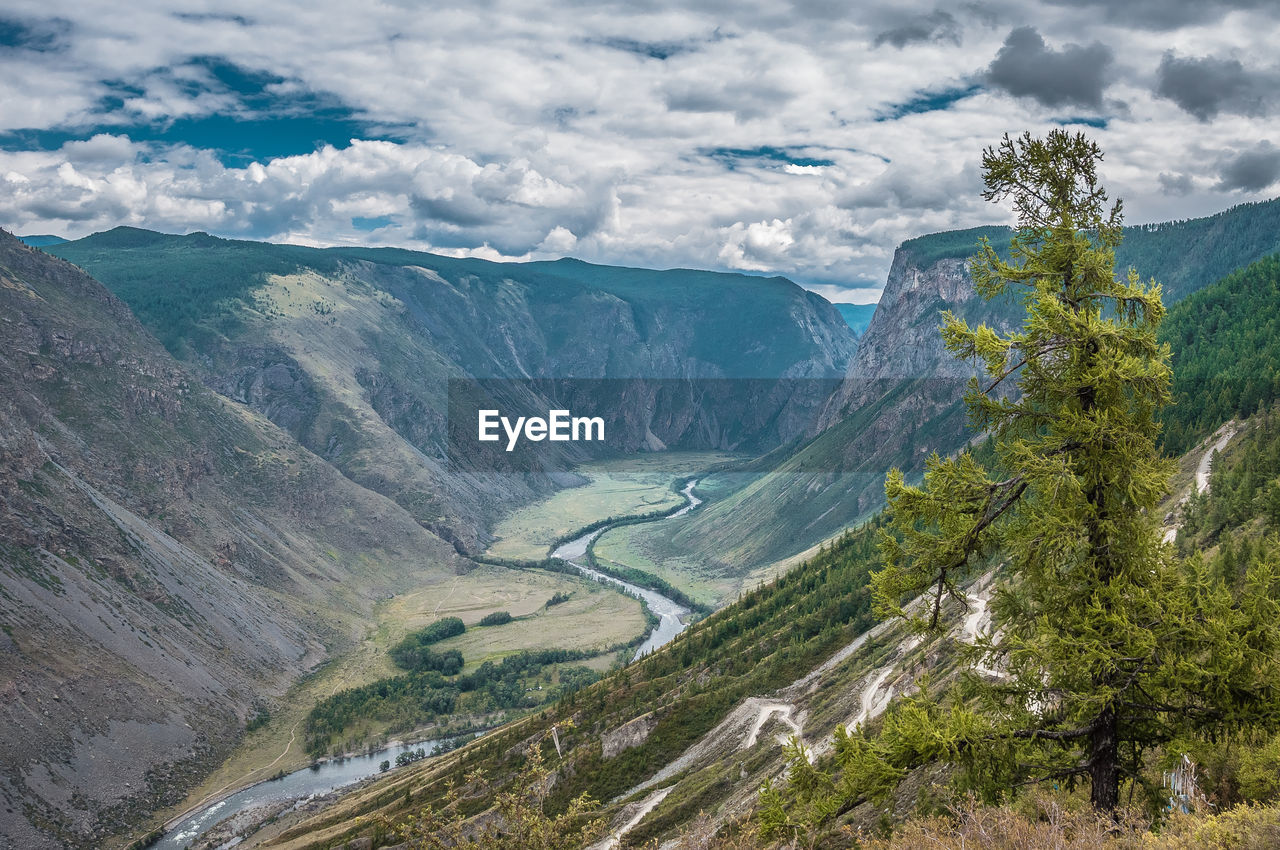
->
[0, 228, 857, 847]
[248, 241, 1280, 850]
[643, 198, 1280, 571]
[834, 303, 876, 335]
[17, 235, 67, 247]
[0, 229, 475, 848]
[47, 230, 857, 553]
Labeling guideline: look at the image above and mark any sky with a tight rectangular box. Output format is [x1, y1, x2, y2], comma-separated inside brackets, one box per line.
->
[2, 1, 1279, 303]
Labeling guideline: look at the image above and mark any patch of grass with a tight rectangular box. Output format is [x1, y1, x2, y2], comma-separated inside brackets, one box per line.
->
[484, 452, 734, 561]
[592, 522, 731, 608]
[432, 581, 644, 671]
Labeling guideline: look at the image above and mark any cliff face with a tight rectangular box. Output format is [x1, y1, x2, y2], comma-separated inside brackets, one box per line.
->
[656, 247, 1007, 571]
[50, 233, 857, 551]
[0, 231, 465, 848]
[817, 252, 999, 430]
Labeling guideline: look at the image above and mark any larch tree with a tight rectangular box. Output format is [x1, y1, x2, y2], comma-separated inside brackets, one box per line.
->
[872, 130, 1280, 811]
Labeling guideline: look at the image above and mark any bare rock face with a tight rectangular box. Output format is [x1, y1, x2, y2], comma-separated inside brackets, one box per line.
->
[660, 243, 1022, 569]
[0, 230, 465, 848]
[602, 712, 658, 759]
[818, 252, 1016, 432]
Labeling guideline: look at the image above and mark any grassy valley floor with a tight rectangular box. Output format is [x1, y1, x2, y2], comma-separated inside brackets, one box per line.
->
[484, 452, 736, 560]
[143, 452, 726, 845]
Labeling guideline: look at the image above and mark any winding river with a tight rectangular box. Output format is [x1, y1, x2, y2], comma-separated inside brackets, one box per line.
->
[153, 481, 702, 848]
[551, 479, 701, 660]
[157, 737, 465, 849]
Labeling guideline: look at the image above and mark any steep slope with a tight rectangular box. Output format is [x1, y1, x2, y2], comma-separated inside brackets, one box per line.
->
[654, 198, 1280, 570]
[0, 230, 471, 848]
[238, 255, 1280, 848]
[1159, 253, 1280, 454]
[48, 232, 856, 552]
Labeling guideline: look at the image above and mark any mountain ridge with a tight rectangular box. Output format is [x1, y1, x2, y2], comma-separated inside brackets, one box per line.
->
[47, 229, 857, 555]
[0, 228, 479, 849]
[638, 196, 1280, 573]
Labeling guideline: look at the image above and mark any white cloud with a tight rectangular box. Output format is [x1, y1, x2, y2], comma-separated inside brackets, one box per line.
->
[0, 0, 1277, 299]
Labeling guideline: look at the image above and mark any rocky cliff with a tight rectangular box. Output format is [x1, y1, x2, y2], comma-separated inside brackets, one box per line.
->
[0, 230, 467, 848]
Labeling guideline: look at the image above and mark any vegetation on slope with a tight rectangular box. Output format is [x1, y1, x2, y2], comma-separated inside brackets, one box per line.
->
[898, 196, 1280, 303]
[47, 228, 341, 355]
[1159, 253, 1280, 455]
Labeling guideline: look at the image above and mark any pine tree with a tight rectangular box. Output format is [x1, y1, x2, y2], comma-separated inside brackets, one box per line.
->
[873, 130, 1280, 811]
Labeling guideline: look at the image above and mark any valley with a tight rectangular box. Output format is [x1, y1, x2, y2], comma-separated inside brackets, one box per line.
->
[202, 190, 1280, 850]
[6, 185, 1280, 849]
[484, 452, 736, 562]
[135, 451, 725, 849]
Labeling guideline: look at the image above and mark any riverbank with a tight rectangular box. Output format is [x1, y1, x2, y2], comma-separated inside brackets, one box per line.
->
[152, 730, 481, 850]
[551, 479, 705, 659]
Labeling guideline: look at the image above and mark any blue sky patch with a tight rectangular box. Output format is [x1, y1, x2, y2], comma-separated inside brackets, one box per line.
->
[875, 84, 982, 121]
[0, 55, 412, 165]
[704, 146, 837, 169]
[596, 37, 693, 60]
[0, 16, 69, 52]
[1056, 115, 1109, 129]
[352, 215, 395, 231]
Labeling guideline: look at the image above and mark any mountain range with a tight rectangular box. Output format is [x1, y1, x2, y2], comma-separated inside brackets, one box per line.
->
[3, 195, 1280, 847]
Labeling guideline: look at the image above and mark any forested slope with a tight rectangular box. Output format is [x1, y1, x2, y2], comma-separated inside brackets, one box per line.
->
[1159, 253, 1280, 454]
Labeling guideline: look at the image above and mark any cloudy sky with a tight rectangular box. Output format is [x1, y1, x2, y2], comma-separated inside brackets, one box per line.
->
[2, 1, 1279, 302]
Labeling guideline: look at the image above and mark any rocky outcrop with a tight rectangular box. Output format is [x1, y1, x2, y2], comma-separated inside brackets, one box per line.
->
[818, 251, 1016, 432]
[663, 245, 1010, 570]
[203, 344, 321, 438]
[602, 712, 658, 759]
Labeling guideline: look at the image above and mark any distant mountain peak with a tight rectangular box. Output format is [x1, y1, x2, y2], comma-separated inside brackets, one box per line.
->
[16, 233, 67, 247]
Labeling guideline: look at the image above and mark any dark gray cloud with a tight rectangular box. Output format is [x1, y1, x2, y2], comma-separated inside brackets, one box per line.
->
[873, 11, 961, 48]
[1155, 53, 1279, 121]
[1157, 172, 1194, 196]
[986, 27, 1113, 109]
[1216, 142, 1280, 192]
[1044, 0, 1272, 31]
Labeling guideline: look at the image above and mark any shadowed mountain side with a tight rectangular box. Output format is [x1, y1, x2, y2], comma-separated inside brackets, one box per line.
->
[0, 230, 469, 849]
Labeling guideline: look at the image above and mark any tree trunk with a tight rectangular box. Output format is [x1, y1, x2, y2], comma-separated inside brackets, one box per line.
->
[1089, 706, 1119, 811]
